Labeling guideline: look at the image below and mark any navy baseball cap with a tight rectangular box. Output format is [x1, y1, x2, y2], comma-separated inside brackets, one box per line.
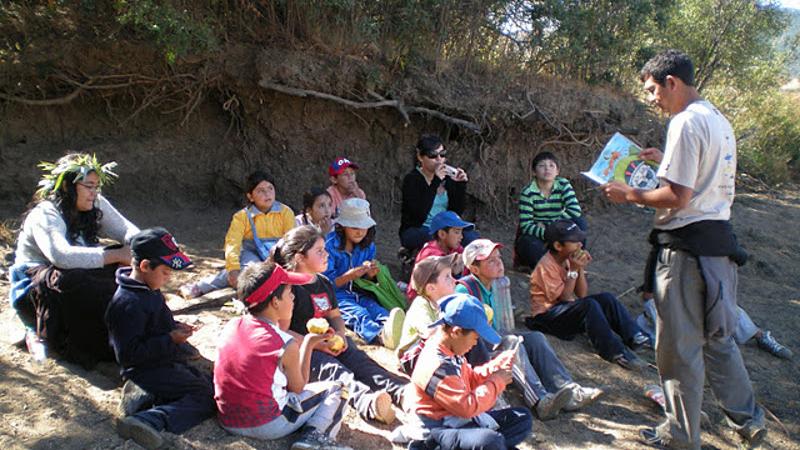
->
[130, 227, 192, 270]
[544, 219, 586, 243]
[429, 293, 501, 345]
[429, 211, 474, 237]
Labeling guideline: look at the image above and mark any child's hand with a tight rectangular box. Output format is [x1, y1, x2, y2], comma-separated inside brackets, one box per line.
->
[227, 270, 240, 288]
[344, 265, 369, 281]
[170, 327, 192, 344]
[305, 327, 335, 346]
[366, 260, 380, 278]
[489, 368, 513, 385]
[569, 249, 592, 269]
[317, 216, 333, 235]
[492, 349, 516, 371]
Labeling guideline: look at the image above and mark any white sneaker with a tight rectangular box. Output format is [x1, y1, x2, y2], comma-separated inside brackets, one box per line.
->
[564, 384, 604, 411]
[380, 307, 405, 350]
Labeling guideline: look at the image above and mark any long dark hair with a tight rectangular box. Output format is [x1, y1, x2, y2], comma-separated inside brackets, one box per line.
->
[271, 225, 326, 270]
[334, 223, 376, 250]
[51, 170, 102, 245]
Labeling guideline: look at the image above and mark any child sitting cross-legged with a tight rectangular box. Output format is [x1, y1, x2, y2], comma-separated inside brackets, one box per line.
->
[214, 261, 351, 450]
[106, 228, 216, 449]
[526, 219, 649, 370]
[398, 293, 533, 450]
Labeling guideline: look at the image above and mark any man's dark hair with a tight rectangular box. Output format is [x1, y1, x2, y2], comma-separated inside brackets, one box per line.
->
[237, 260, 286, 313]
[531, 152, 559, 171]
[640, 49, 695, 87]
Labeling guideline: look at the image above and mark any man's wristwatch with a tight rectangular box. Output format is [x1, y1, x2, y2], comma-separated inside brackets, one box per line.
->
[566, 270, 579, 280]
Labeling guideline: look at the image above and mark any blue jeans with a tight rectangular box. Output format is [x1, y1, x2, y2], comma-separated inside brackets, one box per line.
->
[515, 216, 587, 268]
[336, 291, 388, 343]
[420, 407, 533, 450]
[466, 333, 573, 407]
[525, 292, 642, 361]
[127, 362, 216, 434]
[400, 226, 480, 251]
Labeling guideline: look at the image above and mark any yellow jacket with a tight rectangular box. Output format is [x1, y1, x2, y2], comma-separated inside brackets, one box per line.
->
[224, 203, 294, 271]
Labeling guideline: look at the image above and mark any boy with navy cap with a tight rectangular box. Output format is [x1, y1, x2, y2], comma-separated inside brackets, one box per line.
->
[106, 227, 215, 449]
[527, 219, 649, 370]
[403, 293, 533, 450]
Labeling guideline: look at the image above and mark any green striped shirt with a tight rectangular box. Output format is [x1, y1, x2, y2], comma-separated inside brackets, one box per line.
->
[518, 177, 582, 239]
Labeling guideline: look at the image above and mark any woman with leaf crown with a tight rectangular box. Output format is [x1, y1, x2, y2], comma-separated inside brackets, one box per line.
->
[9, 152, 139, 368]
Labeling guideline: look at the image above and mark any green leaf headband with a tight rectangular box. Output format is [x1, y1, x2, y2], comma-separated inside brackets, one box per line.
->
[36, 153, 118, 199]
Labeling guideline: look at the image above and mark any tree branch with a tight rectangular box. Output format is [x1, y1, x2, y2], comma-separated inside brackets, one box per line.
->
[259, 80, 481, 133]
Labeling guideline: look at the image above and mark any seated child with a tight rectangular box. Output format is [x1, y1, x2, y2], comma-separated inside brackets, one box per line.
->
[214, 261, 350, 449]
[402, 293, 533, 449]
[272, 225, 409, 424]
[457, 238, 603, 419]
[106, 228, 215, 449]
[405, 211, 472, 300]
[515, 151, 586, 269]
[295, 187, 334, 235]
[180, 170, 295, 298]
[327, 156, 367, 217]
[526, 220, 649, 370]
[323, 198, 405, 349]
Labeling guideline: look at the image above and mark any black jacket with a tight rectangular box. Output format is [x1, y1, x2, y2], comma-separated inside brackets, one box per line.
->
[399, 168, 467, 234]
[105, 267, 179, 375]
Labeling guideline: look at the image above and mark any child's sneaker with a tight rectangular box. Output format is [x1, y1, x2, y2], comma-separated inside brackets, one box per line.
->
[116, 416, 163, 449]
[613, 351, 648, 371]
[756, 330, 793, 360]
[564, 384, 604, 411]
[178, 282, 203, 299]
[366, 390, 396, 424]
[534, 386, 572, 420]
[119, 380, 155, 417]
[291, 428, 353, 450]
[380, 308, 405, 350]
[630, 332, 652, 351]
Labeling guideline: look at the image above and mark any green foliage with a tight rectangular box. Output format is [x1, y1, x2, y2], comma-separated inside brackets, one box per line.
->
[113, 0, 218, 63]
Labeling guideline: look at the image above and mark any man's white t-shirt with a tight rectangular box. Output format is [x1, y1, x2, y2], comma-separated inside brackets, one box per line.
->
[654, 100, 736, 230]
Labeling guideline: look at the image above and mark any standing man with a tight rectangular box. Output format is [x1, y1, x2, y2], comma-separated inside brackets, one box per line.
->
[604, 50, 765, 449]
[327, 156, 366, 217]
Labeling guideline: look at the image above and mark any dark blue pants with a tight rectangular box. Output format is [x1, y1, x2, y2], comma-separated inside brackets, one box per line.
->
[515, 216, 587, 268]
[127, 362, 216, 434]
[422, 407, 533, 450]
[525, 292, 641, 361]
[310, 337, 408, 416]
[400, 226, 480, 252]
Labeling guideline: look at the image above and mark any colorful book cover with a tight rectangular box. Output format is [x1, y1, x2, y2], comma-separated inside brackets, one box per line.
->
[581, 132, 659, 190]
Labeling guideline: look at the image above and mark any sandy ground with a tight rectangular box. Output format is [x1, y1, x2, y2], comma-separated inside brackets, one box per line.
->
[1, 186, 799, 450]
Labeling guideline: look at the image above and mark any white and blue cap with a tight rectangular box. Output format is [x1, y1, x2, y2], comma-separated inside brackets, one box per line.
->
[429, 293, 501, 345]
[429, 210, 474, 237]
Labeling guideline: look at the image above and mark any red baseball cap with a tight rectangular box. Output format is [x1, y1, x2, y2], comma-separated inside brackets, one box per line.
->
[329, 157, 359, 176]
[243, 265, 314, 308]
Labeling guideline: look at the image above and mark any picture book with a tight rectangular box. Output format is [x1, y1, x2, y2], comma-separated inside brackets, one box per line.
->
[581, 132, 659, 190]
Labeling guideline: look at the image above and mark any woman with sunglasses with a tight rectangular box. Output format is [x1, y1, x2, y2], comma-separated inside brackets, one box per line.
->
[9, 153, 139, 368]
[399, 134, 478, 251]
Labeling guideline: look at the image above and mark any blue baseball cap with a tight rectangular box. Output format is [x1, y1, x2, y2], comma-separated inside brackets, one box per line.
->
[429, 211, 474, 237]
[429, 293, 501, 345]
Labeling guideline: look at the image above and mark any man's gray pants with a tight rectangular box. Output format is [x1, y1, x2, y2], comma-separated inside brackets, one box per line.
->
[654, 248, 762, 449]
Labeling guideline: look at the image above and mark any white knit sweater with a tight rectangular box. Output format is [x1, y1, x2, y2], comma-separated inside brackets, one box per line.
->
[14, 194, 140, 269]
